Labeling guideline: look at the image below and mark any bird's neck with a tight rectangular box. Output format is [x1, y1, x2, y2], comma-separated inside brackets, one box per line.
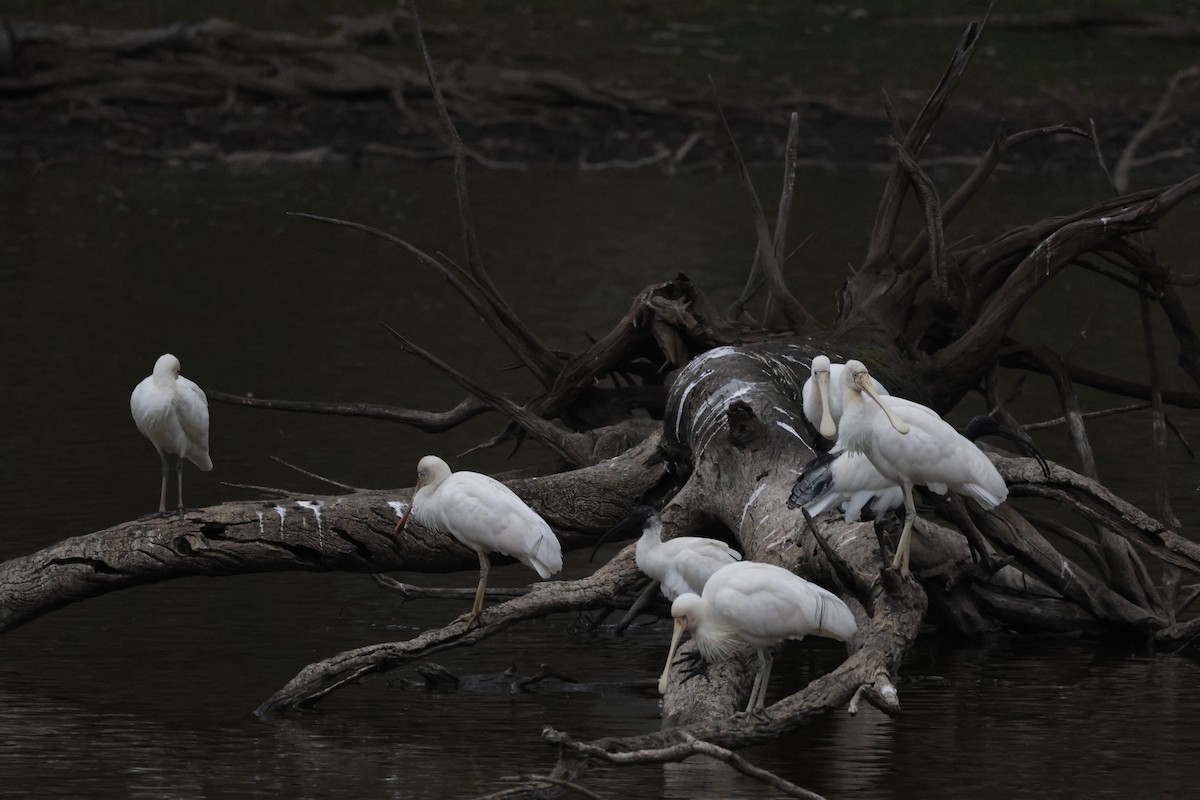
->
[693, 615, 742, 662]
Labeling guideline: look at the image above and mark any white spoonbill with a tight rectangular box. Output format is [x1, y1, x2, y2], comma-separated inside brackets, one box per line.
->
[836, 359, 1007, 576]
[802, 354, 889, 440]
[130, 353, 212, 513]
[590, 506, 741, 600]
[787, 449, 904, 524]
[659, 560, 857, 712]
[395, 455, 562, 626]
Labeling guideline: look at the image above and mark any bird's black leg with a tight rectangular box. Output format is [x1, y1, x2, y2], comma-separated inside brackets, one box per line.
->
[674, 649, 709, 683]
[175, 457, 186, 515]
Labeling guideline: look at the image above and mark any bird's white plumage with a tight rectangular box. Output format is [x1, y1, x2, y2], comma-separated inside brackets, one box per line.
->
[802, 451, 905, 524]
[404, 455, 562, 624]
[659, 560, 856, 711]
[802, 355, 889, 439]
[836, 359, 1007, 574]
[634, 512, 741, 601]
[130, 353, 212, 512]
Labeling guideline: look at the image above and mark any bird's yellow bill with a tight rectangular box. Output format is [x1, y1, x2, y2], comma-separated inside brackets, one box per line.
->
[861, 379, 910, 434]
[394, 478, 423, 533]
[816, 371, 837, 439]
[658, 617, 687, 695]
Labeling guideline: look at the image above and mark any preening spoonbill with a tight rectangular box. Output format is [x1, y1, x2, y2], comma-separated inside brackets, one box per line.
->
[130, 353, 212, 513]
[788, 449, 904, 524]
[658, 560, 857, 712]
[836, 359, 1007, 576]
[590, 506, 741, 600]
[802, 354, 889, 440]
[395, 455, 562, 626]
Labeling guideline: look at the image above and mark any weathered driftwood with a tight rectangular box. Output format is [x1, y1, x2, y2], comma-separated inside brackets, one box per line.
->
[2, 8, 1199, 799]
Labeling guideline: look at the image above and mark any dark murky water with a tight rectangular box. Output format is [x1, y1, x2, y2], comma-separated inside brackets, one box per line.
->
[2, 161, 1198, 798]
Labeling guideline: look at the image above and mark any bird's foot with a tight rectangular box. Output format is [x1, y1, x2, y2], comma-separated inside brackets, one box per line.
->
[454, 610, 484, 629]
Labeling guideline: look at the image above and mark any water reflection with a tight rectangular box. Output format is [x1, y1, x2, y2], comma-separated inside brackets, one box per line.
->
[1, 161, 1198, 798]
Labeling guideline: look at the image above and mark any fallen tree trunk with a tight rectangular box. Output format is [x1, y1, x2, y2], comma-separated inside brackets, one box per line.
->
[0, 438, 666, 634]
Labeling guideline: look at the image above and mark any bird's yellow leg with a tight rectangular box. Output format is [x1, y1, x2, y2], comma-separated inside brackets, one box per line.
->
[746, 649, 770, 712]
[891, 483, 917, 577]
[757, 649, 775, 711]
[463, 551, 490, 627]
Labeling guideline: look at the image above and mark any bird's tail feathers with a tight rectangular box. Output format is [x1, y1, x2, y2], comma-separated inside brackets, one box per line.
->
[810, 592, 858, 641]
[525, 530, 564, 578]
[787, 452, 837, 510]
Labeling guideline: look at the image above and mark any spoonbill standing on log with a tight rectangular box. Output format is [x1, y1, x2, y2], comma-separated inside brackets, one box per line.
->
[395, 455, 562, 626]
[590, 506, 741, 600]
[802, 354, 889, 440]
[658, 560, 857, 712]
[835, 359, 1008, 576]
[130, 353, 212, 514]
[789, 414, 1046, 526]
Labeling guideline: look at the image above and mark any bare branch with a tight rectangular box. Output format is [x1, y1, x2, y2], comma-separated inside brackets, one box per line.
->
[206, 389, 491, 432]
[257, 549, 645, 717]
[1113, 64, 1200, 192]
[371, 573, 527, 602]
[897, 123, 1089, 272]
[864, 9, 991, 267]
[544, 728, 826, 800]
[891, 138, 957, 304]
[710, 79, 815, 333]
[378, 322, 591, 466]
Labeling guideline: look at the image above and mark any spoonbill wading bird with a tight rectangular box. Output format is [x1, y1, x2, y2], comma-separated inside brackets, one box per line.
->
[659, 561, 857, 713]
[130, 353, 212, 514]
[590, 506, 741, 601]
[802, 354, 889, 441]
[787, 414, 1043, 525]
[835, 359, 1008, 576]
[395, 455, 562, 626]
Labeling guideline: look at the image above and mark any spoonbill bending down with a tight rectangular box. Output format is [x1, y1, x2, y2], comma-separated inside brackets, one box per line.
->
[395, 455, 562, 626]
[836, 359, 1008, 576]
[788, 449, 904, 524]
[590, 506, 741, 600]
[802, 354, 889, 440]
[658, 561, 857, 712]
[130, 353, 212, 513]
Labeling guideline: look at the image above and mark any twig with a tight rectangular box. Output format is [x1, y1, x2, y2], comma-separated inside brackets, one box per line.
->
[406, 0, 559, 386]
[286, 210, 559, 387]
[1023, 402, 1151, 430]
[544, 728, 826, 800]
[762, 111, 802, 327]
[269, 456, 359, 491]
[218, 481, 296, 497]
[891, 138, 957, 304]
[371, 573, 527, 601]
[865, 8, 991, 266]
[710, 78, 814, 333]
[1113, 64, 1200, 192]
[802, 509, 874, 616]
[378, 321, 589, 466]
[1088, 117, 1120, 194]
[206, 388, 491, 431]
[1139, 273, 1184, 616]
